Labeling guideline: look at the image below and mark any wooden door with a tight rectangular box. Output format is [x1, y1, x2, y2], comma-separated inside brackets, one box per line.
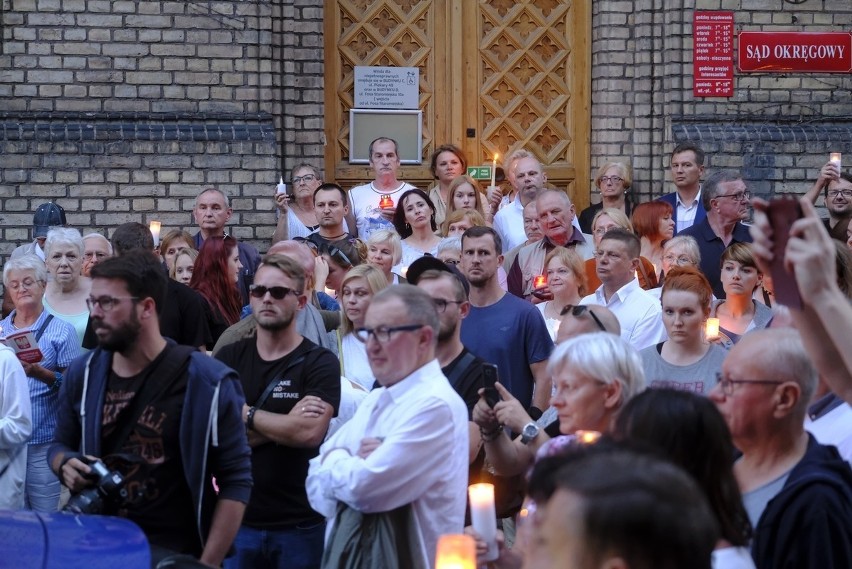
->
[324, 0, 590, 207]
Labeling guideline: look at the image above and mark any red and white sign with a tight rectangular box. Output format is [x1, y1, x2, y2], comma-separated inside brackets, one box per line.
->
[693, 11, 735, 98]
[739, 32, 852, 73]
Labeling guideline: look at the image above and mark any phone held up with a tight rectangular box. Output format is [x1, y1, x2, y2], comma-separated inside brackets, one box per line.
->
[766, 196, 804, 310]
[483, 363, 501, 408]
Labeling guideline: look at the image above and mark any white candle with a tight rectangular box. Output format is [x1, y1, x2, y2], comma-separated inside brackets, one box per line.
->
[490, 154, 498, 189]
[149, 221, 161, 247]
[830, 152, 842, 172]
[276, 177, 287, 195]
[468, 483, 498, 562]
[434, 534, 476, 569]
[706, 317, 720, 339]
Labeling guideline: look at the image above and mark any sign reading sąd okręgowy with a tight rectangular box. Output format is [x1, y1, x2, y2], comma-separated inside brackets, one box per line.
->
[739, 31, 852, 73]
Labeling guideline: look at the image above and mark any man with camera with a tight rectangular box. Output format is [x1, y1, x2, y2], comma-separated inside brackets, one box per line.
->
[49, 251, 252, 566]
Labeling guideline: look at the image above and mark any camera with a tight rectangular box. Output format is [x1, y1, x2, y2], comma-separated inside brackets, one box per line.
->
[64, 458, 129, 515]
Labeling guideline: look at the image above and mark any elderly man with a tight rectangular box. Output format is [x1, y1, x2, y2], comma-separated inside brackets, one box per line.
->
[492, 150, 547, 253]
[346, 137, 416, 240]
[711, 328, 852, 569]
[507, 189, 594, 300]
[192, 188, 262, 305]
[681, 170, 753, 298]
[307, 285, 468, 568]
[81, 233, 112, 277]
[804, 161, 852, 241]
[658, 142, 707, 233]
[11, 202, 67, 261]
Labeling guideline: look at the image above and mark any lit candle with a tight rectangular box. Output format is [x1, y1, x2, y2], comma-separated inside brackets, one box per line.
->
[149, 221, 161, 247]
[533, 274, 547, 289]
[379, 194, 394, 209]
[575, 430, 602, 444]
[706, 317, 720, 339]
[276, 177, 287, 195]
[490, 153, 498, 189]
[435, 534, 476, 569]
[830, 152, 842, 172]
[468, 483, 498, 562]
[399, 265, 408, 278]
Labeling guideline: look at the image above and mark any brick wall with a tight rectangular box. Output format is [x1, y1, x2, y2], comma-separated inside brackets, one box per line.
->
[591, 0, 852, 204]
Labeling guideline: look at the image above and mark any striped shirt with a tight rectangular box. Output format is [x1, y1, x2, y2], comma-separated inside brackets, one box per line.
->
[1, 309, 81, 444]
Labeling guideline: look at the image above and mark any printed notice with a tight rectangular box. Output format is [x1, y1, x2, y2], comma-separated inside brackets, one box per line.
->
[693, 11, 734, 98]
[354, 66, 419, 109]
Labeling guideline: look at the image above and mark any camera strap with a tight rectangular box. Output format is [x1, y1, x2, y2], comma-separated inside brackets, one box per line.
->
[103, 344, 195, 457]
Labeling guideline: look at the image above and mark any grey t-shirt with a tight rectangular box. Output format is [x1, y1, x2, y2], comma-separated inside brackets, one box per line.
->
[742, 471, 791, 527]
[640, 342, 728, 395]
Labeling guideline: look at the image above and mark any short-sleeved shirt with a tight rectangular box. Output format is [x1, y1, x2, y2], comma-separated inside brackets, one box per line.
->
[640, 342, 727, 395]
[348, 181, 415, 240]
[460, 293, 553, 409]
[216, 337, 341, 528]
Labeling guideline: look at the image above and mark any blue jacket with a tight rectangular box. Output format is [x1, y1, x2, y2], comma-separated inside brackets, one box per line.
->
[657, 191, 706, 233]
[48, 344, 253, 548]
[751, 434, 852, 569]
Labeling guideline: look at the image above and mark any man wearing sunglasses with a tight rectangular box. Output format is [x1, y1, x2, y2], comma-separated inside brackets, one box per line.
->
[216, 254, 340, 568]
[307, 285, 469, 568]
[681, 170, 754, 299]
[49, 251, 252, 567]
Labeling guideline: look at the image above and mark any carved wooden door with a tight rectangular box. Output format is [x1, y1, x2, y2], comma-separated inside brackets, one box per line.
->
[324, 0, 590, 203]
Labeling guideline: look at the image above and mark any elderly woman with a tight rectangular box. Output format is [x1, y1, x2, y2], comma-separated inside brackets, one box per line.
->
[711, 243, 773, 348]
[473, 332, 645, 477]
[158, 229, 195, 272]
[366, 229, 405, 284]
[1, 254, 80, 511]
[535, 247, 588, 341]
[43, 228, 91, 346]
[578, 161, 634, 234]
[272, 163, 326, 242]
[427, 144, 468, 228]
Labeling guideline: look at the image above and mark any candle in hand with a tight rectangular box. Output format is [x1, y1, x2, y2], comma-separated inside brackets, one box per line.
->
[830, 152, 842, 172]
[276, 177, 287, 195]
[468, 483, 498, 561]
[434, 534, 476, 569]
[490, 153, 498, 189]
[705, 318, 720, 339]
[379, 194, 394, 209]
[149, 221, 162, 247]
[533, 274, 547, 289]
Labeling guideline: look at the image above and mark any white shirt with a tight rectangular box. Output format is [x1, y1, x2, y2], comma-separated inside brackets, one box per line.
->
[348, 181, 415, 240]
[805, 398, 852, 464]
[340, 333, 376, 391]
[581, 278, 667, 351]
[493, 195, 526, 253]
[676, 188, 702, 233]
[307, 359, 469, 568]
[0, 345, 32, 510]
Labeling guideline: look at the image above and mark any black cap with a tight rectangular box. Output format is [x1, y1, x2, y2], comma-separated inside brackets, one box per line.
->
[406, 255, 470, 298]
[33, 202, 66, 238]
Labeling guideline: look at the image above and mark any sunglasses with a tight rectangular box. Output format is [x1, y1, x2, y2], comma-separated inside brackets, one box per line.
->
[249, 284, 300, 300]
[559, 304, 607, 332]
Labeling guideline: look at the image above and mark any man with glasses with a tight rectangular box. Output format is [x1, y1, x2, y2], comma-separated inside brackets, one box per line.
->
[709, 328, 852, 569]
[804, 160, 852, 242]
[658, 142, 708, 233]
[681, 170, 754, 299]
[580, 228, 666, 351]
[215, 254, 340, 569]
[307, 285, 469, 568]
[81, 233, 112, 277]
[49, 251, 252, 567]
[192, 187, 261, 305]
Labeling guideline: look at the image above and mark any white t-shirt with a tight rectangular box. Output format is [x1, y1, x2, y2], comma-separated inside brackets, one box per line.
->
[348, 181, 415, 240]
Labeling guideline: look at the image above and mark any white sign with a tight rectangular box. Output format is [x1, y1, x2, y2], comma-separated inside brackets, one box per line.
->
[354, 66, 419, 109]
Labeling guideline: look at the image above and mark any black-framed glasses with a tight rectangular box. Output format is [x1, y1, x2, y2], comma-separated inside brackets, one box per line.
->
[293, 174, 317, 184]
[715, 191, 751, 202]
[714, 372, 782, 396]
[559, 304, 607, 332]
[249, 284, 300, 300]
[86, 296, 139, 312]
[827, 189, 852, 199]
[355, 324, 424, 343]
[431, 298, 464, 313]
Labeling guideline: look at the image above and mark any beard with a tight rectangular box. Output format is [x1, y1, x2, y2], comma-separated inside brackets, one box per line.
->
[92, 311, 141, 353]
[437, 318, 458, 343]
[255, 307, 296, 332]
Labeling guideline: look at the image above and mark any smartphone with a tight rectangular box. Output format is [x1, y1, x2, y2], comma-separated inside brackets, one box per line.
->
[483, 363, 501, 408]
[766, 197, 804, 310]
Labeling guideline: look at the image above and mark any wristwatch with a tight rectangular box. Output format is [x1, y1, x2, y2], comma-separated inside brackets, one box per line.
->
[520, 422, 540, 445]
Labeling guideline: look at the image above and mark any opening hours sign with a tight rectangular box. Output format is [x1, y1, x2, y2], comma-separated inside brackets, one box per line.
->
[693, 11, 735, 98]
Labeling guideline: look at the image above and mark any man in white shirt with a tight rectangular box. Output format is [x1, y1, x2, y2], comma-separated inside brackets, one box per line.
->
[493, 151, 546, 253]
[346, 137, 415, 240]
[307, 285, 469, 568]
[580, 228, 666, 351]
[658, 142, 707, 233]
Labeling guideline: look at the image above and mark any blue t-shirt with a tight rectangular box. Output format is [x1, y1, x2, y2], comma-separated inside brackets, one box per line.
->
[460, 293, 554, 409]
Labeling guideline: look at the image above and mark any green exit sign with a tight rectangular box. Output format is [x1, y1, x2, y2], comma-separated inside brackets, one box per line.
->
[467, 166, 493, 180]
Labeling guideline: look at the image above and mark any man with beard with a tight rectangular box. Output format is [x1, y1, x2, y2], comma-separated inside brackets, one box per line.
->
[459, 226, 553, 415]
[49, 251, 252, 566]
[215, 254, 340, 569]
[804, 161, 852, 242]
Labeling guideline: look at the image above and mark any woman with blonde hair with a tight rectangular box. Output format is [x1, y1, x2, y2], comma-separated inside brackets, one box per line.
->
[443, 208, 487, 238]
[170, 247, 199, 285]
[536, 247, 588, 340]
[585, 208, 656, 291]
[338, 264, 390, 390]
[365, 229, 404, 284]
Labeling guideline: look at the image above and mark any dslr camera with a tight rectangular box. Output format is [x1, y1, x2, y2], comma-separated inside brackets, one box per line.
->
[63, 458, 129, 515]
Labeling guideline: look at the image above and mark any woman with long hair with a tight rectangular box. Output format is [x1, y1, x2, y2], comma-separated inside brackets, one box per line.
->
[441, 175, 487, 235]
[535, 247, 588, 341]
[392, 188, 442, 270]
[190, 234, 243, 347]
[632, 200, 675, 275]
[613, 389, 755, 568]
[427, 144, 468, 228]
[640, 266, 727, 394]
[337, 264, 389, 391]
[711, 243, 772, 348]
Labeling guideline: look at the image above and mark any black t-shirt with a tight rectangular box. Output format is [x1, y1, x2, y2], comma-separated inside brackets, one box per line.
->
[216, 337, 341, 528]
[101, 345, 199, 555]
[441, 348, 486, 419]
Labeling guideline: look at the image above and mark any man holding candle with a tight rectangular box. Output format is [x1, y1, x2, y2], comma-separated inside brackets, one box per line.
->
[803, 158, 852, 242]
[346, 137, 416, 241]
[307, 285, 469, 568]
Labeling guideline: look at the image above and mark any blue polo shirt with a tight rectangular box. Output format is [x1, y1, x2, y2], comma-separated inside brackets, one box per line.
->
[681, 218, 752, 299]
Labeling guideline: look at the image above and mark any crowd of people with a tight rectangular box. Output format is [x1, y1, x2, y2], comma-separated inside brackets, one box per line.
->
[0, 136, 850, 569]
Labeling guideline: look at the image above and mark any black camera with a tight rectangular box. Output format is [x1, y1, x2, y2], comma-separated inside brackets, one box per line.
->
[64, 458, 129, 515]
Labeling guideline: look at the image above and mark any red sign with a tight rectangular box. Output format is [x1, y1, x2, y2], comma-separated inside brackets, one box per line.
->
[693, 11, 735, 98]
[739, 32, 852, 73]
